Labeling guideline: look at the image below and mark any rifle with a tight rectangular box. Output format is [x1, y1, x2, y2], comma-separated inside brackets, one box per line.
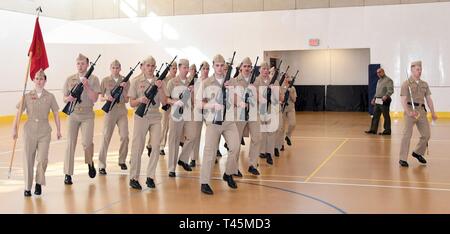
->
[62, 54, 101, 115]
[155, 63, 164, 78]
[101, 61, 140, 113]
[263, 60, 282, 113]
[172, 64, 204, 119]
[233, 63, 242, 78]
[278, 65, 290, 87]
[281, 70, 299, 113]
[241, 56, 259, 121]
[135, 56, 177, 118]
[212, 51, 236, 125]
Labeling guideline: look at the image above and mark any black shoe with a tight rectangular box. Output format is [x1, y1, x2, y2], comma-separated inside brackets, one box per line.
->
[88, 163, 96, 178]
[189, 160, 196, 167]
[364, 130, 377, 135]
[280, 145, 285, 151]
[201, 184, 214, 195]
[129, 179, 142, 190]
[64, 175, 73, 185]
[169, 172, 176, 177]
[399, 160, 409, 167]
[99, 168, 107, 175]
[146, 146, 152, 157]
[24, 190, 32, 197]
[241, 138, 245, 145]
[233, 170, 243, 177]
[119, 163, 127, 170]
[34, 184, 41, 195]
[178, 160, 192, 171]
[224, 143, 229, 151]
[412, 152, 427, 164]
[285, 136, 292, 146]
[274, 148, 280, 157]
[223, 173, 238, 189]
[146, 177, 155, 188]
[266, 153, 273, 165]
[379, 130, 391, 136]
[180, 142, 184, 147]
[160, 149, 165, 156]
[248, 166, 260, 176]
[259, 153, 267, 159]
[216, 150, 222, 157]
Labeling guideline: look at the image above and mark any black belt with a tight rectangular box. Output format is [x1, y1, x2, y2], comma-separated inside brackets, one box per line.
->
[407, 102, 425, 107]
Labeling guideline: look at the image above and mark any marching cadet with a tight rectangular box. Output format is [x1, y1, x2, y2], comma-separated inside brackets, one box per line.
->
[63, 54, 101, 185]
[188, 64, 197, 80]
[147, 61, 177, 156]
[12, 70, 62, 196]
[197, 54, 240, 195]
[231, 57, 261, 176]
[189, 61, 210, 167]
[166, 59, 195, 177]
[280, 74, 297, 148]
[399, 61, 437, 167]
[97, 60, 130, 175]
[128, 56, 167, 189]
[255, 63, 281, 165]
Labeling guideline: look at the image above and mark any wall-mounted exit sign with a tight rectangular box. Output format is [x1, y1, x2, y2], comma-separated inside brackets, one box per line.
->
[309, 39, 320, 46]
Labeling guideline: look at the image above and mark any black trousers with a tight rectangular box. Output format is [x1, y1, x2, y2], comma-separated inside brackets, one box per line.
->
[370, 104, 391, 133]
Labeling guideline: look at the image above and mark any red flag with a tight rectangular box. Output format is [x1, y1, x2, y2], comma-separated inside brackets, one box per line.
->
[28, 17, 49, 80]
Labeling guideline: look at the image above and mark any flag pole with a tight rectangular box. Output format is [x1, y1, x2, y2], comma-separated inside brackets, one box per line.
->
[7, 7, 42, 179]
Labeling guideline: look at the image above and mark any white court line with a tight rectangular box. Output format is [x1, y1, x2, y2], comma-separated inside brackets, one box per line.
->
[292, 136, 450, 142]
[234, 177, 450, 193]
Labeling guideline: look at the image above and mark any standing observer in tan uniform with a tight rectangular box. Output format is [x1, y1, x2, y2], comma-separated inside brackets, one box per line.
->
[399, 61, 437, 167]
[63, 54, 101, 185]
[280, 74, 297, 148]
[128, 56, 167, 190]
[98, 60, 130, 175]
[197, 54, 240, 195]
[231, 57, 261, 176]
[12, 70, 61, 197]
[166, 59, 195, 177]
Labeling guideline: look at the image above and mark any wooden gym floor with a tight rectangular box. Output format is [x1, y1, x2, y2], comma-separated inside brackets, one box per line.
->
[0, 112, 450, 214]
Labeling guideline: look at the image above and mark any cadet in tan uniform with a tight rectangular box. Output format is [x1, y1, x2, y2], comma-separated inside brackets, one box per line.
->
[128, 56, 167, 189]
[166, 59, 195, 177]
[98, 60, 130, 175]
[399, 61, 437, 167]
[231, 57, 261, 176]
[255, 62, 281, 165]
[147, 61, 177, 156]
[189, 61, 210, 167]
[12, 70, 61, 197]
[280, 75, 297, 149]
[197, 54, 240, 195]
[274, 72, 285, 156]
[63, 54, 101, 185]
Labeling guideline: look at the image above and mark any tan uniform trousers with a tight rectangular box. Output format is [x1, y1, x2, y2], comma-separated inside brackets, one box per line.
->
[200, 122, 239, 184]
[129, 113, 161, 180]
[235, 120, 261, 170]
[98, 104, 129, 169]
[64, 110, 95, 175]
[275, 111, 284, 149]
[277, 110, 296, 148]
[22, 121, 51, 190]
[399, 108, 430, 161]
[190, 120, 204, 162]
[158, 107, 170, 150]
[167, 118, 196, 172]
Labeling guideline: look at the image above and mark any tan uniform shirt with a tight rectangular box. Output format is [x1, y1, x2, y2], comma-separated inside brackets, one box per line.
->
[100, 75, 130, 105]
[63, 73, 101, 111]
[280, 84, 297, 112]
[18, 89, 59, 134]
[400, 78, 431, 107]
[128, 74, 163, 115]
